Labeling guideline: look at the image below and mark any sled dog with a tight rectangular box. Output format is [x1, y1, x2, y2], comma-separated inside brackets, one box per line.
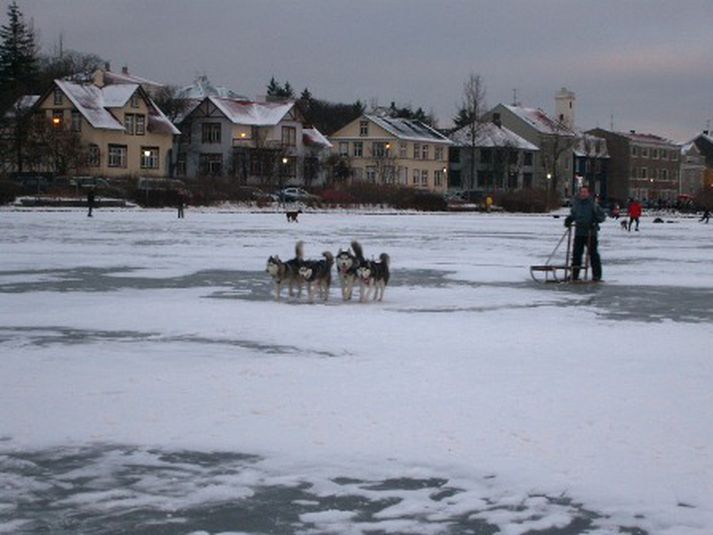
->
[356, 253, 390, 302]
[286, 209, 302, 222]
[335, 240, 365, 301]
[299, 251, 334, 302]
[266, 241, 304, 300]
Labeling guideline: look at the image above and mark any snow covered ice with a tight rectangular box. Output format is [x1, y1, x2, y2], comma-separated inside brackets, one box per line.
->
[0, 209, 712, 534]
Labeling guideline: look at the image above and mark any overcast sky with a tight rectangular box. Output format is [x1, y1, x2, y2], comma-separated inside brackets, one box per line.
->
[7, 0, 713, 140]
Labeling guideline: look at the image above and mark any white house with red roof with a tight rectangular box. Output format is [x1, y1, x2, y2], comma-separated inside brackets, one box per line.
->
[175, 96, 331, 186]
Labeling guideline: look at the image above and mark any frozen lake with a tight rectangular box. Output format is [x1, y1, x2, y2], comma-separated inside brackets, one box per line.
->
[1, 209, 711, 534]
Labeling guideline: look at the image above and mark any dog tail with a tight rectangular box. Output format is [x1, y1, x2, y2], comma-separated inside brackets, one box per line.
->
[322, 251, 334, 266]
[351, 240, 364, 260]
[379, 253, 390, 267]
[295, 240, 304, 260]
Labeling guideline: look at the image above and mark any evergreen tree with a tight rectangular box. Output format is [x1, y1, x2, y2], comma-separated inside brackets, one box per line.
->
[282, 81, 294, 98]
[266, 76, 281, 96]
[0, 1, 38, 111]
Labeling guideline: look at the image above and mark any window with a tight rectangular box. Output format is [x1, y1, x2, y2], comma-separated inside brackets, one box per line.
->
[71, 111, 82, 132]
[413, 143, 420, 159]
[435, 147, 444, 161]
[201, 123, 221, 143]
[175, 153, 186, 176]
[413, 169, 420, 185]
[631, 167, 638, 179]
[480, 148, 492, 164]
[52, 110, 63, 128]
[661, 150, 668, 160]
[641, 147, 649, 158]
[421, 169, 428, 186]
[524, 152, 533, 166]
[640, 167, 647, 179]
[421, 144, 429, 160]
[509, 151, 518, 164]
[88, 144, 100, 167]
[53, 88, 63, 105]
[135, 115, 145, 135]
[339, 142, 348, 156]
[108, 144, 127, 168]
[359, 121, 369, 136]
[652, 148, 658, 159]
[130, 93, 139, 108]
[507, 172, 518, 189]
[399, 143, 407, 158]
[661, 168, 668, 180]
[281, 156, 297, 178]
[353, 142, 363, 157]
[199, 153, 223, 175]
[434, 169, 444, 187]
[373, 142, 386, 158]
[366, 166, 376, 182]
[352, 167, 364, 180]
[140, 147, 159, 169]
[631, 146, 638, 157]
[671, 150, 679, 161]
[523, 172, 533, 188]
[124, 114, 135, 135]
[281, 126, 296, 147]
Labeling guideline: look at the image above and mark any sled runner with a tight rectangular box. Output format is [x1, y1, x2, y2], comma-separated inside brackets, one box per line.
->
[530, 227, 591, 283]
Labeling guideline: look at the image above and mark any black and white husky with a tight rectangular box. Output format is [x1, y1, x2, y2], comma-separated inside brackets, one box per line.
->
[265, 241, 304, 301]
[299, 251, 334, 302]
[335, 240, 365, 301]
[356, 253, 390, 302]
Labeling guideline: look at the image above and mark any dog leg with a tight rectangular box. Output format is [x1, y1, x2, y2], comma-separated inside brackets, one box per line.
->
[275, 282, 281, 301]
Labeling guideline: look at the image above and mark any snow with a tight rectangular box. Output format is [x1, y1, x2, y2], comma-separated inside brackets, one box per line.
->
[55, 80, 125, 131]
[450, 121, 539, 150]
[210, 97, 295, 126]
[0, 209, 711, 533]
[503, 104, 576, 136]
[367, 114, 453, 144]
[100, 83, 139, 108]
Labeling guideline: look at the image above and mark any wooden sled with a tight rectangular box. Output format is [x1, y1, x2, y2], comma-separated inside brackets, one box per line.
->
[530, 227, 591, 284]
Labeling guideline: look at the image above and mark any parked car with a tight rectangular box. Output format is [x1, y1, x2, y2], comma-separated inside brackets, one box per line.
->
[17, 176, 50, 194]
[276, 187, 321, 203]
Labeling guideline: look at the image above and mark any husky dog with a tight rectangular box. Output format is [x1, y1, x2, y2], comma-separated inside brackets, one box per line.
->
[265, 241, 304, 301]
[620, 219, 629, 230]
[299, 251, 334, 302]
[356, 253, 390, 302]
[335, 240, 365, 301]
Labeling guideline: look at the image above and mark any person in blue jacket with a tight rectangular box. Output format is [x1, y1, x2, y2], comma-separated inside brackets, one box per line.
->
[564, 185, 606, 281]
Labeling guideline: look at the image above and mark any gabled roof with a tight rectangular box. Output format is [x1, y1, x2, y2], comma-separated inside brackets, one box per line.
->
[4, 95, 40, 118]
[450, 122, 539, 151]
[365, 114, 452, 144]
[51, 79, 180, 135]
[502, 104, 576, 136]
[303, 127, 332, 148]
[205, 96, 296, 126]
[103, 70, 164, 89]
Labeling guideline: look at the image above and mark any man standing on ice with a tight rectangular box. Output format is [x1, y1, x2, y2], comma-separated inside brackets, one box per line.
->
[565, 185, 606, 282]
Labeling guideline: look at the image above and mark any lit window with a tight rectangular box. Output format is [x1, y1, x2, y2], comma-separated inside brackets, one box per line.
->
[141, 147, 159, 169]
[51, 110, 63, 128]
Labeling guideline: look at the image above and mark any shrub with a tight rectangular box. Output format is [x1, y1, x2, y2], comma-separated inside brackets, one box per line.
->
[499, 188, 559, 213]
[0, 179, 20, 205]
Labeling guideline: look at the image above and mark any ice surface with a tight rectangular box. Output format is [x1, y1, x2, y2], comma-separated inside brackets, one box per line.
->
[0, 209, 711, 533]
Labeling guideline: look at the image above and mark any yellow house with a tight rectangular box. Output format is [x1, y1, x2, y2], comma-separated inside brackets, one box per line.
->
[329, 114, 452, 193]
[33, 79, 179, 178]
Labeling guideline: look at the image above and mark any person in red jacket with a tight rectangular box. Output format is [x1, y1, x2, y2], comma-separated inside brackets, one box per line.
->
[627, 198, 642, 231]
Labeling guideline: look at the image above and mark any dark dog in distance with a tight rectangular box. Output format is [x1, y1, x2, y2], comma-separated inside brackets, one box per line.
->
[286, 209, 303, 222]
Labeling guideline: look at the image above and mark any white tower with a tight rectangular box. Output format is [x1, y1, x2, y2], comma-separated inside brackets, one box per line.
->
[555, 87, 576, 130]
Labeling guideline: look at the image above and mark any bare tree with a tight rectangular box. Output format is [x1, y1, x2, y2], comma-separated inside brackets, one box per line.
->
[540, 119, 576, 200]
[455, 73, 487, 190]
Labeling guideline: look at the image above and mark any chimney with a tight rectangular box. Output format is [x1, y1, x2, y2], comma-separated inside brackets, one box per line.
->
[704, 130, 709, 135]
[122, 65, 129, 75]
[630, 130, 636, 134]
[104, 61, 111, 71]
[492, 113, 502, 127]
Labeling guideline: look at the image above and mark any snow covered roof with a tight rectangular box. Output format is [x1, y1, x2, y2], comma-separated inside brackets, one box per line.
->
[208, 97, 295, 126]
[450, 122, 539, 151]
[303, 127, 332, 148]
[573, 134, 610, 158]
[365, 114, 452, 144]
[177, 75, 247, 100]
[52, 79, 179, 134]
[55, 80, 124, 130]
[502, 104, 576, 136]
[615, 130, 677, 146]
[103, 69, 164, 89]
[4, 95, 40, 117]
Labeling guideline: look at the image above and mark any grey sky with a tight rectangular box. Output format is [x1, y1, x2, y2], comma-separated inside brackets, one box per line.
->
[8, 0, 713, 140]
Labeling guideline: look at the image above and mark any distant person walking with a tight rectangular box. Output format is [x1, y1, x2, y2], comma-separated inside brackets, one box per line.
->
[87, 188, 96, 217]
[177, 190, 186, 219]
[565, 185, 606, 281]
[627, 198, 642, 231]
[700, 209, 711, 223]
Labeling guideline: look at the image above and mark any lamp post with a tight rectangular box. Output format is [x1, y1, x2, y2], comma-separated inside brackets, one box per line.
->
[546, 172, 552, 208]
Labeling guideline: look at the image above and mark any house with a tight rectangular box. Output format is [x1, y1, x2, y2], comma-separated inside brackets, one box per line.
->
[448, 119, 539, 191]
[328, 113, 452, 193]
[679, 141, 706, 196]
[28, 78, 179, 178]
[686, 131, 713, 189]
[587, 128, 680, 203]
[484, 102, 577, 197]
[175, 96, 331, 186]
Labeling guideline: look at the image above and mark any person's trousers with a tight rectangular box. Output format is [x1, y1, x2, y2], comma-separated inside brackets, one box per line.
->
[572, 233, 601, 281]
[628, 217, 639, 231]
